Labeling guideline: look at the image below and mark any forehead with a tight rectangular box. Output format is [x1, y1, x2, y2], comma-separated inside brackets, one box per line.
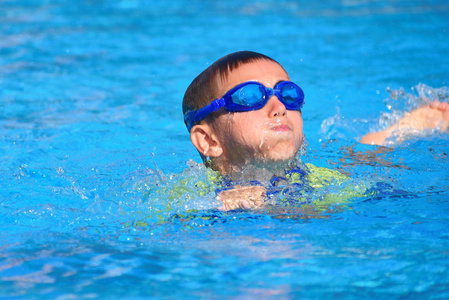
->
[217, 59, 290, 96]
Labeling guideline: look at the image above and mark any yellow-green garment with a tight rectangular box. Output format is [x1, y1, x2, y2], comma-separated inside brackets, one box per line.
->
[141, 163, 370, 210]
[300, 163, 369, 205]
[131, 162, 374, 226]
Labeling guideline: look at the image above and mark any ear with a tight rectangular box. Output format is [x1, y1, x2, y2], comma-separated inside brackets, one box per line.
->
[190, 123, 223, 158]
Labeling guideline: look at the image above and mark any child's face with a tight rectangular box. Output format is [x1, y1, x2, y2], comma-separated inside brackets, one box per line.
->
[211, 59, 304, 166]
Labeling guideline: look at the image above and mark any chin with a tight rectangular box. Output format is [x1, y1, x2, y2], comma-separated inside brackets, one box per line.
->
[261, 143, 299, 162]
[265, 152, 296, 162]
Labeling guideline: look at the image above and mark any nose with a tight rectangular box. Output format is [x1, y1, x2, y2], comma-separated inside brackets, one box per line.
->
[267, 95, 287, 118]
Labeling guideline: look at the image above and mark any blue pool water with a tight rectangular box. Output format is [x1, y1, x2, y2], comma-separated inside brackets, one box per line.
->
[1, 0, 449, 298]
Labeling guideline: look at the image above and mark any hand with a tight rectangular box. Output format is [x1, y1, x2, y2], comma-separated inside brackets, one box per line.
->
[360, 101, 449, 145]
[216, 185, 266, 211]
[398, 101, 449, 130]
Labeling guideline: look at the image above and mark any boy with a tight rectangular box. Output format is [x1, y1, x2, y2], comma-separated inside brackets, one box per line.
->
[182, 51, 449, 210]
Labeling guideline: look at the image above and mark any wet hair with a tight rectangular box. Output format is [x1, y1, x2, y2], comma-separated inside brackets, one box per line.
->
[182, 51, 284, 129]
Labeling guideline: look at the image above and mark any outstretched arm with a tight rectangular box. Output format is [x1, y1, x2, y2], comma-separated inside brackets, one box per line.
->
[360, 101, 449, 145]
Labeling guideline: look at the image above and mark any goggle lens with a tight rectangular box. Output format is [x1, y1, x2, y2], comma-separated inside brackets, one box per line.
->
[280, 83, 302, 106]
[231, 84, 265, 107]
[230, 82, 303, 109]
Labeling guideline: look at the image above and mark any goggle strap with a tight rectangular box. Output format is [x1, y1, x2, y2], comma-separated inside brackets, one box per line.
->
[185, 98, 226, 131]
[194, 98, 225, 123]
[210, 97, 226, 113]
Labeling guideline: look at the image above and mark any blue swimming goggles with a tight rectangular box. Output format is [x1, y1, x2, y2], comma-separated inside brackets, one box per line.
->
[184, 81, 305, 131]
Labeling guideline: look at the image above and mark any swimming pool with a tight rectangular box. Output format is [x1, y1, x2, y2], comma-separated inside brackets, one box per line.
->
[1, 0, 448, 298]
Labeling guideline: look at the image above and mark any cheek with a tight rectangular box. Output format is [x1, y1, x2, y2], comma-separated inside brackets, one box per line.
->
[234, 114, 267, 139]
[293, 113, 303, 132]
[218, 114, 264, 152]
[214, 114, 254, 146]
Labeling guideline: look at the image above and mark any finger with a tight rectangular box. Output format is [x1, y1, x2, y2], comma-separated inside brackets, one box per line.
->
[240, 200, 252, 209]
[429, 101, 440, 109]
[439, 101, 449, 111]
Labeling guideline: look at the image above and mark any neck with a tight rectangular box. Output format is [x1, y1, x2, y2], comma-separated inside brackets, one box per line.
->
[209, 156, 301, 182]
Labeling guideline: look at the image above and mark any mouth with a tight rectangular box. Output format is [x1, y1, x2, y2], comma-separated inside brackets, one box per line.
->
[270, 124, 291, 132]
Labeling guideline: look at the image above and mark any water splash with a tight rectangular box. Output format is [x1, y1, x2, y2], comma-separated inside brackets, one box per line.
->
[388, 84, 449, 109]
[379, 84, 449, 145]
[320, 84, 449, 145]
[319, 107, 368, 142]
[121, 159, 220, 226]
